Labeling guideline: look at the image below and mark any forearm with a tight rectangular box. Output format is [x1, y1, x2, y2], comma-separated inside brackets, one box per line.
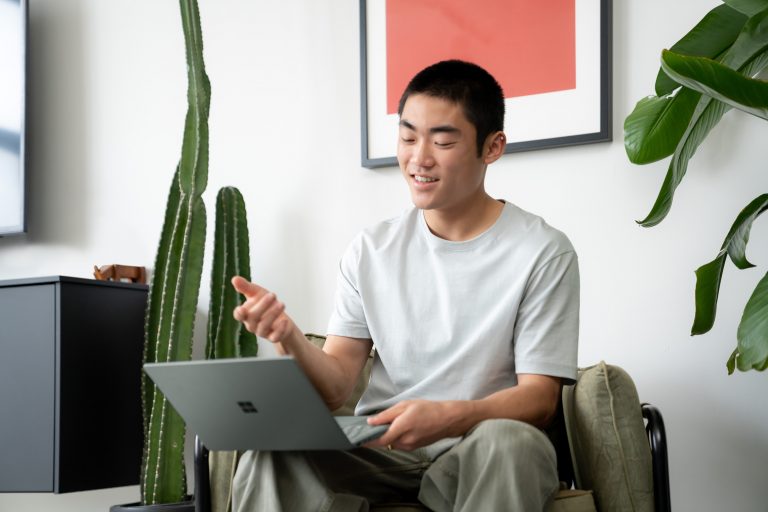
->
[441, 378, 561, 436]
[271, 325, 354, 409]
[474, 383, 559, 428]
[367, 377, 560, 451]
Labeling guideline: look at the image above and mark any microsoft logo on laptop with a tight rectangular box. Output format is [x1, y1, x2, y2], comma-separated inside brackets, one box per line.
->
[237, 401, 258, 413]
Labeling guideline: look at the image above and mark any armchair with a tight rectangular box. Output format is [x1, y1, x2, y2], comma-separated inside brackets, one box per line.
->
[193, 336, 670, 511]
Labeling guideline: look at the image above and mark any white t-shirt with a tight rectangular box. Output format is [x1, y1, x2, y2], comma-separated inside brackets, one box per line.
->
[327, 201, 579, 416]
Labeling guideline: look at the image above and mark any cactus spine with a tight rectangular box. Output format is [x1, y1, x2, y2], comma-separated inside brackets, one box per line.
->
[207, 187, 258, 359]
[141, 0, 210, 505]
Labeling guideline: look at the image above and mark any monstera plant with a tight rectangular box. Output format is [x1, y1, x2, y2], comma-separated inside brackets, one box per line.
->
[625, 0, 768, 373]
[112, 1, 257, 511]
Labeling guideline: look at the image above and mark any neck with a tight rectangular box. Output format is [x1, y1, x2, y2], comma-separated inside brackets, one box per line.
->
[423, 194, 504, 241]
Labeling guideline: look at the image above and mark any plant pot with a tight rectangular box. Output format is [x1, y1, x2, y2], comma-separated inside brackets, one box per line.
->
[109, 498, 195, 512]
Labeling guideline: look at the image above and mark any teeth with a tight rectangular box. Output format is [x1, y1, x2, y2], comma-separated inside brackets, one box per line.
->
[414, 176, 437, 183]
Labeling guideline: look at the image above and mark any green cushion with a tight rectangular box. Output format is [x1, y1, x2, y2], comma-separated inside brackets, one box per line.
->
[562, 362, 654, 512]
[209, 450, 240, 512]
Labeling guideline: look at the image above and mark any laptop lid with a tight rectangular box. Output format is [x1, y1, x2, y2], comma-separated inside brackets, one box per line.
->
[144, 357, 361, 451]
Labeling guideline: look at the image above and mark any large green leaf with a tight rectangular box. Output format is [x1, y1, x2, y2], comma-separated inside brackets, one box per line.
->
[723, 194, 768, 269]
[627, 5, 747, 165]
[655, 4, 748, 96]
[691, 194, 768, 334]
[636, 96, 730, 227]
[734, 271, 768, 372]
[624, 88, 700, 164]
[692, 253, 728, 335]
[720, 6, 768, 72]
[691, 194, 768, 344]
[638, 8, 768, 227]
[661, 50, 768, 120]
[726, 348, 738, 373]
[725, 0, 768, 17]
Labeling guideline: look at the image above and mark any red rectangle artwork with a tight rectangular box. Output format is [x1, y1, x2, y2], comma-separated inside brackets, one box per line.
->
[386, 0, 576, 114]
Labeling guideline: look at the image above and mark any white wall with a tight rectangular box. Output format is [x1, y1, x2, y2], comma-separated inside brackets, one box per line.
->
[1, 1, 767, 510]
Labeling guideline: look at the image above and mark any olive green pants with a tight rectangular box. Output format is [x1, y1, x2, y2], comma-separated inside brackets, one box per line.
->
[231, 419, 559, 512]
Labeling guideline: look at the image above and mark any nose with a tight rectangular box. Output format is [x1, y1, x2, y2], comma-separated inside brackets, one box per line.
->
[410, 140, 435, 168]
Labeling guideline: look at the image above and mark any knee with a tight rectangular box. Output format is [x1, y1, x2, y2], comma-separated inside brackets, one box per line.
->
[466, 419, 556, 464]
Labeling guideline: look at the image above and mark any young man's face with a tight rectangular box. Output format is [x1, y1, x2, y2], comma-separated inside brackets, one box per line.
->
[397, 93, 498, 214]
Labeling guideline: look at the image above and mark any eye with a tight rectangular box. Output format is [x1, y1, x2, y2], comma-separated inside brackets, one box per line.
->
[400, 137, 415, 144]
[434, 141, 456, 148]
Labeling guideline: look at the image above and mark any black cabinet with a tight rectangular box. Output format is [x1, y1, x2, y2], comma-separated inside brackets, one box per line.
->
[0, 276, 147, 493]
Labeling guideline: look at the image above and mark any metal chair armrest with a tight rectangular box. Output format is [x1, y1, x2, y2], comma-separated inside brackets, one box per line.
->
[642, 403, 671, 512]
[194, 435, 211, 512]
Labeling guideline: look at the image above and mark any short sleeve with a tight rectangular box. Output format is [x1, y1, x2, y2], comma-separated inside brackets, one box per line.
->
[513, 250, 580, 383]
[326, 236, 372, 339]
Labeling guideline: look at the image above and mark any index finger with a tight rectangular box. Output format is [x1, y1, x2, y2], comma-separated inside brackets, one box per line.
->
[231, 276, 264, 298]
[367, 402, 405, 426]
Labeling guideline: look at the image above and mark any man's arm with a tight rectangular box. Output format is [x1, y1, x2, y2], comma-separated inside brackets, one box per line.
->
[366, 374, 560, 452]
[231, 276, 372, 409]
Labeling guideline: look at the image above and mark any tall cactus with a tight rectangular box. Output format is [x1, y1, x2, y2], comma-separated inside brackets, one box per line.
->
[141, 0, 210, 505]
[204, 188, 258, 512]
[207, 187, 258, 359]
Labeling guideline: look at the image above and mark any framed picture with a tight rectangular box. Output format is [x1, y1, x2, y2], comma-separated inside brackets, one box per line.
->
[359, 0, 612, 169]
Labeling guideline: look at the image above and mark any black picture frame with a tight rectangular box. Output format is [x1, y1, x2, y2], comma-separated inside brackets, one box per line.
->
[359, 0, 613, 169]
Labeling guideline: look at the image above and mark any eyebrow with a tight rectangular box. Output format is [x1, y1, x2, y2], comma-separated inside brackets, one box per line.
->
[399, 119, 461, 135]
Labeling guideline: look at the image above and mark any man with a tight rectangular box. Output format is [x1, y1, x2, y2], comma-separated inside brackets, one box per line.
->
[231, 60, 579, 511]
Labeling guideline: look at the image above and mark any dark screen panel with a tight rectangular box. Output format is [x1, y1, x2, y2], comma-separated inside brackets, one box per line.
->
[0, 0, 26, 236]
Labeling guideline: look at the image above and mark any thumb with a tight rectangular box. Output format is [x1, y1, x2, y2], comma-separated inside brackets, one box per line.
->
[231, 276, 263, 297]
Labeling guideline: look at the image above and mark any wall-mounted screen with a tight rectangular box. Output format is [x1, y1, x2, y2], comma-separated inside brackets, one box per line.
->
[0, 0, 27, 236]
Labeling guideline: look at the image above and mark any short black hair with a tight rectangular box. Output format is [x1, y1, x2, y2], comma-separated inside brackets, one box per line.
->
[397, 60, 505, 157]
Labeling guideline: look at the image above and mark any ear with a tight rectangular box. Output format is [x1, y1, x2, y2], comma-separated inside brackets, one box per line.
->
[482, 131, 506, 164]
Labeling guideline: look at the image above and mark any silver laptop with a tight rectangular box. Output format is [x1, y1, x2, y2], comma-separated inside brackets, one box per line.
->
[143, 357, 388, 451]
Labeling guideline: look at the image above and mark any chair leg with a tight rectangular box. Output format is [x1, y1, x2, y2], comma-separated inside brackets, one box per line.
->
[642, 403, 671, 512]
[194, 435, 212, 512]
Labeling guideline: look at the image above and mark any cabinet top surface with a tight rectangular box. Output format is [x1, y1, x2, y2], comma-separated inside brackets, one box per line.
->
[0, 275, 148, 290]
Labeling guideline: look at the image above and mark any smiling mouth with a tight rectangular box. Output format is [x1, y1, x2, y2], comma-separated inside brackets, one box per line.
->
[413, 175, 438, 183]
